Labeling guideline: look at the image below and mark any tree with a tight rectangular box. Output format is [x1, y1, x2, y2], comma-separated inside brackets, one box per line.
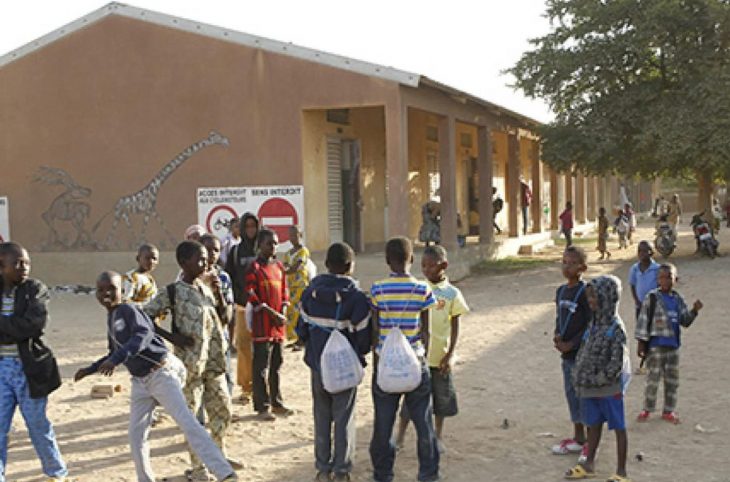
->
[509, 0, 730, 212]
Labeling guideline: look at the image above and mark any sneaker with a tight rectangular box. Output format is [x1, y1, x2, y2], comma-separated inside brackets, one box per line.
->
[256, 410, 276, 422]
[661, 411, 681, 424]
[577, 444, 598, 464]
[637, 410, 650, 422]
[551, 438, 583, 455]
[272, 405, 294, 417]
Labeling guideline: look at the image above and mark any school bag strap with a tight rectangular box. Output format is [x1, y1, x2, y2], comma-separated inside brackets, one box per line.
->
[167, 283, 177, 334]
[556, 281, 586, 338]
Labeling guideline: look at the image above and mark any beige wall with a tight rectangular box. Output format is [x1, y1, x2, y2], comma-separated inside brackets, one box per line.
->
[301, 107, 386, 251]
[0, 15, 399, 251]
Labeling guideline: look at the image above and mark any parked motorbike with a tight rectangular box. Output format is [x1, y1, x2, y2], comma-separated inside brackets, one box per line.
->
[654, 222, 675, 258]
[691, 213, 719, 258]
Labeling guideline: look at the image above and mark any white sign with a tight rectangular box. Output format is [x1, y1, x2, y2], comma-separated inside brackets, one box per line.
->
[197, 185, 304, 251]
[0, 197, 8, 242]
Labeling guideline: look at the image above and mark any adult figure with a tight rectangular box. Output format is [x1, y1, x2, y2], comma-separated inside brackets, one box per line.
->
[520, 177, 532, 235]
[492, 187, 504, 234]
[418, 201, 441, 247]
[667, 194, 682, 231]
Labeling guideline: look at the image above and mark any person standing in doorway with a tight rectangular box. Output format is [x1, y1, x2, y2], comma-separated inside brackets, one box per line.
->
[520, 177, 532, 235]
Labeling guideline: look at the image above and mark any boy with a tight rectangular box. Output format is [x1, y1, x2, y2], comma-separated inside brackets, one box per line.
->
[614, 210, 629, 249]
[220, 217, 241, 267]
[283, 226, 311, 349]
[566, 275, 630, 482]
[297, 242, 371, 482]
[201, 234, 235, 395]
[636, 264, 702, 424]
[75, 271, 237, 482]
[629, 241, 660, 320]
[552, 246, 591, 461]
[559, 202, 574, 247]
[245, 228, 291, 421]
[369, 237, 440, 482]
[395, 245, 468, 452]
[597, 207, 611, 260]
[122, 243, 159, 306]
[0, 242, 68, 481]
[144, 241, 233, 481]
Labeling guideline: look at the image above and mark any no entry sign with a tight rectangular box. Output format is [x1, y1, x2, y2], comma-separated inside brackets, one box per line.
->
[197, 186, 304, 251]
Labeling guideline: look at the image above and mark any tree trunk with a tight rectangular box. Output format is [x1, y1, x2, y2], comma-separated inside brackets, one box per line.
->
[697, 169, 713, 216]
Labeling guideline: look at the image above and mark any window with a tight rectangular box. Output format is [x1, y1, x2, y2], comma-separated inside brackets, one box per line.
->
[326, 109, 350, 125]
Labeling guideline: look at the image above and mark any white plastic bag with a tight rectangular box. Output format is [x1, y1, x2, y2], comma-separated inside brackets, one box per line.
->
[376, 327, 422, 393]
[320, 329, 364, 394]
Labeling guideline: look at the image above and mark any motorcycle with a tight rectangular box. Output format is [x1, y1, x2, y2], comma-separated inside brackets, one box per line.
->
[654, 222, 675, 258]
[691, 213, 719, 258]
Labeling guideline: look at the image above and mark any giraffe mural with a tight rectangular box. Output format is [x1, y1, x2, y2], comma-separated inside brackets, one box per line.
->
[95, 130, 229, 248]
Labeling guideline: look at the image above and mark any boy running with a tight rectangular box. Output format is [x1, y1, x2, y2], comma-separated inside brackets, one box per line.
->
[75, 271, 237, 482]
[122, 243, 159, 306]
[297, 242, 371, 482]
[567, 275, 631, 482]
[0, 242, 68, 481]
[552, 246, 591, 460]
[396, 245, 468, 452]
[245, 228, 291, 421]
[369, 237, 440, 482]
[636, 263, 702, 424]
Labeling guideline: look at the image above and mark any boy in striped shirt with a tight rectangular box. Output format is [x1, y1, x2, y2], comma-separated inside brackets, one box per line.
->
[369, 237, 440, 482]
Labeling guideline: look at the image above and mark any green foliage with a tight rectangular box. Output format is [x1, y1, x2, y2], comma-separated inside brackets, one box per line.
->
[509, 0, 730, 179]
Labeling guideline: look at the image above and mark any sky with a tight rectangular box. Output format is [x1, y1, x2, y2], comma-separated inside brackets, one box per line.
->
[0, 0, 554, 123]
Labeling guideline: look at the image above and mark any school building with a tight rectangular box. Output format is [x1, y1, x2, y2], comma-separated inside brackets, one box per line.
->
[0, 3, 649, 266]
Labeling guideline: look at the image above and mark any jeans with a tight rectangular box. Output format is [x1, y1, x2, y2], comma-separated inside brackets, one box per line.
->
[252, 342, 284, 413]
[311, 370, 357, 476]
[562, 228, 573, 247]
[522, 206, 529, 235]
[561, 358, 582, 424]
[370, 366, 439, 482]
[129, 355, 233, 481]
[0, 357, 67, 481]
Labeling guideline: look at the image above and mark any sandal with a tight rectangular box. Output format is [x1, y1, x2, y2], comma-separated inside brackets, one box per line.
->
[606, 475, 631, 482]
[565, 464, 595, 480]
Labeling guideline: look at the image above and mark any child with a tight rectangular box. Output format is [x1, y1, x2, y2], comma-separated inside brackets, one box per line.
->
[220, 217, 241, 267]
[0, 242, 68, 481]
[283, 226, 311, 349]
[245, 228, 291, 421]
[297, 242, 372, 482]
[614, 209, 629, 249]
[122, 243, 160, 305]
[551, 246, 591, 461]
[559, 202, 574, 247]
[225, 213, 259, 404]
[566, 275, 630, 482]
[201, 234, 235, 395]
[144, 241, 234, 481]
[629, 241, 660, 320]
[395, 245, 469, 452]
[597, 207, 611, 260]
[624, 203, 636, 245]
[636, 264, 702, 424]
[75, 271, 237, 482]
[369, 237, 440, 482]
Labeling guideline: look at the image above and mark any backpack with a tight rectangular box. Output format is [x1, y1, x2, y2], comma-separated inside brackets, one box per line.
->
[493, 197, 504, 214]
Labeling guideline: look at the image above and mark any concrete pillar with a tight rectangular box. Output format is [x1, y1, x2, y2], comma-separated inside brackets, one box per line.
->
[438, 115, 458, 250]
[385, 101, 409, 239]
[588, 176, 598, 220]
[530, 141, 544, 233]
[549, 167, 559, 230]
[507, 133, 521, 237]
[477, 125, 494, 246]
[575, 172, 587, 224]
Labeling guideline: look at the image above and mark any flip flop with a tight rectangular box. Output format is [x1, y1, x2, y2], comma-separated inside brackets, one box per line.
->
[565, 464, 595, 480]
[606, 475, 632, 482]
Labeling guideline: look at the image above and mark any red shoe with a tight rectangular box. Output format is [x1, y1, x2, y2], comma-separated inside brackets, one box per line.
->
[637, 410, 650, 422]
[662, 411, 680, 424]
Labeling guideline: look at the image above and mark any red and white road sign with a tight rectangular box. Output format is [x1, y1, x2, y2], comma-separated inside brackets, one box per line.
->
[205, 204, 238, 239]
[258, 198, 298, 243]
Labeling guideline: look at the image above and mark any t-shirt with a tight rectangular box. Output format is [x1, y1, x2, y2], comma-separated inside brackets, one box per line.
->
[629, 260, 660, 307]
[122, 270, 157, 306]
[0, 291, 18, 357]
[245, 258, 289, 343]
[650, 293, 681, 349]
[555, 281, 591, 360]
[426, 278, 469, 368]
[370, 274, 436, 356]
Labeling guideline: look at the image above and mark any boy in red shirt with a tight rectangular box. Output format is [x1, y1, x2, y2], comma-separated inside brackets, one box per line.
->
[245, 228, 291, 421]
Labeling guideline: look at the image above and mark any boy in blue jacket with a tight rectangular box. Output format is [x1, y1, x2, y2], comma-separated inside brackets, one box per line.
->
[297, 242, 371, 482]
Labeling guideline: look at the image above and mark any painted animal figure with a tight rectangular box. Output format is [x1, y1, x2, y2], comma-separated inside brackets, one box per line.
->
[34, 166, 93, 248]
[98, 130, 229, 248]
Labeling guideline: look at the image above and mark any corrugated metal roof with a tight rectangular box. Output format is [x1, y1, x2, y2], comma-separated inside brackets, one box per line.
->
[0, 2, 542, 127]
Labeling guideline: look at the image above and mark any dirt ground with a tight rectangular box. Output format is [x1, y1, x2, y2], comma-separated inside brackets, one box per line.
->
[6, 221, 730, 481]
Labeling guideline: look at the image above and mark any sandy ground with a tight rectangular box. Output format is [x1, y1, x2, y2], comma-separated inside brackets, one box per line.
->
[6, 221, 730, 482]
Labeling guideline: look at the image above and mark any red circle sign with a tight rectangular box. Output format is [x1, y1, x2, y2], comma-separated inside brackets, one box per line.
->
[206, 204, 238, 237]
[258, 198, 298, 243]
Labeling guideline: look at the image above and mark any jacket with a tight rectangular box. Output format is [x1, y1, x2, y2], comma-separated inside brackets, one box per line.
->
[0, 278, 61, 398]
[297, 274, 371, 372]
[573, 275, 628, 398]
[635, 288, 696, 342]
[224, 212, 259, 305]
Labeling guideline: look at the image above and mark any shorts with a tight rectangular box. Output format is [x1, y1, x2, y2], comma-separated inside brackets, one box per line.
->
[582, 394, 626, 431]
[400, 367, 458, 418]
[561, 358, 582, 424]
